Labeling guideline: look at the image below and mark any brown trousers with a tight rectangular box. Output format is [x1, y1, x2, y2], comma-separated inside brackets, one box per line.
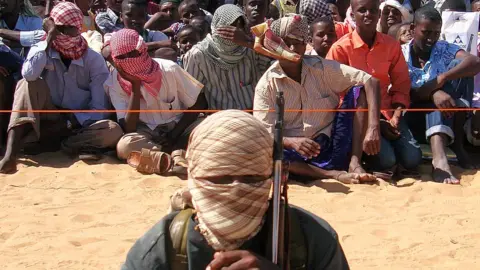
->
[9, 79, 123, 152]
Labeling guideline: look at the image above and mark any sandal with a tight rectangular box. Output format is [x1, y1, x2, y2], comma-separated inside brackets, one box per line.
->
[171, 149, 188, 175]
[371, 171, 394, 181]
[127, 148, 173, 175]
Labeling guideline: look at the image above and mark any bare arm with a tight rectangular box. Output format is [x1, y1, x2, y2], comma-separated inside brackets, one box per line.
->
[122, 81, 142, 133]
[144, 12, 173, 31]
[364, 77, 381, 130]
[411, 51, 480, 102]
[0, 29, 21, 43]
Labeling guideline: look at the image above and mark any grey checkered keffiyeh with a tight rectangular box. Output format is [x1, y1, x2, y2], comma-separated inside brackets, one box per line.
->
[196, 4, 248, 70]
[186, 110, 273, 251]
[299, 0, 332, 24]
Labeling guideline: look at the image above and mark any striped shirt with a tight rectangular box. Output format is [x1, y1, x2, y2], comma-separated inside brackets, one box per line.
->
[104, 58, 203, 130]
[183, 46, 271, 110]
[253, 56, 372, 138]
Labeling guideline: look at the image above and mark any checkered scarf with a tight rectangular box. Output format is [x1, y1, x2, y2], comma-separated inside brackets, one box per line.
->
[110, 29, 162, 97]
[299, 0, 332, 24]
[50, 2, 88, 60]
[186, 110, 273, 251]
[196, 4, 248, 70]
[251, 14, 308, 62]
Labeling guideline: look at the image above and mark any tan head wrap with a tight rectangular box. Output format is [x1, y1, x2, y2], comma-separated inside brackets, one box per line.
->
[186, 110, 273, 251]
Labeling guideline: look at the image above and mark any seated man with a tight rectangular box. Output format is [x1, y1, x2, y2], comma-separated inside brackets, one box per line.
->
[0, 2, 122, 173]
[106, 29, 206, 174]
[253, 15, 381, 184]
[183, 4, 271, 110]
[0, 0, 43, 148]
[95, 0, 124, 34]
[403, 7, 480, 184]
[121, 110, 350, 269]
[328, 0, 422, 177]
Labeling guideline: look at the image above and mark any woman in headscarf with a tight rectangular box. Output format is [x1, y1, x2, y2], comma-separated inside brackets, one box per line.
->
[377, 0, 413, 34]
[183, 4, 271, 111]
[121, 110, 350, 270]
[252, 15, 381, 184]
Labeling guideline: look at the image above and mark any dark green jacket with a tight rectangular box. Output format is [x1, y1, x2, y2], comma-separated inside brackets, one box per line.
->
[121, 206, 349, 270]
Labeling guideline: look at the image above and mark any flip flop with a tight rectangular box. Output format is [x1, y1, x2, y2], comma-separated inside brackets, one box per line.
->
[127, 148, 173, 175]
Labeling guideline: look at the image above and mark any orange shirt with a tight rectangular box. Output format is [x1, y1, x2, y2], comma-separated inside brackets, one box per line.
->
[326, 30, 411, 119]
[335, 22, 353, 40]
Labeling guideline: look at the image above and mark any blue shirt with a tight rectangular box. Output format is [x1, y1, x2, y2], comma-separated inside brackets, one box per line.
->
[22, 40, 111, 126]
[0, 15, 44, 54]
[401, 40, 462, 88]
[95, 8, 124, 34]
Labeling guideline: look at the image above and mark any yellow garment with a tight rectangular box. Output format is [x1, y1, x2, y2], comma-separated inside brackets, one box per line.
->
[81, 30, 103, 53]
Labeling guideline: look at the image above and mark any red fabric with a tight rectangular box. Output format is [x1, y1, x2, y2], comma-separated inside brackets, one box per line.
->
[50, 2, 88, 60]
[110, 29, 162, 97]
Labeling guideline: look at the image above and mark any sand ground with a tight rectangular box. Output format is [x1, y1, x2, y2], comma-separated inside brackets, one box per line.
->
[1, 152, 479, 270]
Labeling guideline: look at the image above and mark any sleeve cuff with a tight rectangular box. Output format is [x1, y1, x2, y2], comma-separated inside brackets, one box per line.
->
[20, 30, 47, 47]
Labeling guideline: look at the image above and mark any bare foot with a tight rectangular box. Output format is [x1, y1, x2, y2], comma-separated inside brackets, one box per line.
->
[432, 159, 460, 185]
[348, 163, 377, 183]
[0, 157, 17, 174]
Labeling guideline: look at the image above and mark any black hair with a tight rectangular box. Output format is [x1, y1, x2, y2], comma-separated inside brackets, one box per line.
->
[414, 6, 442, 25]
[387, 22, 409, 39]
[441, 0, 466, 11]
[310, 16, 334, 31]
[177, 25, 201, 39]
[122, 0, 148, 9]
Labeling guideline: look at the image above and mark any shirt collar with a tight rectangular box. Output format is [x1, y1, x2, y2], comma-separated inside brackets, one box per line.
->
[269, 55, 323, 82]
[50, 49, 85, 67]
[352, 29, 384, 49]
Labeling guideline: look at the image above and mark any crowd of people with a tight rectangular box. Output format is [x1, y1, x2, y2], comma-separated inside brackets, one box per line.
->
[1, 0, 480, 268]
[0, 0, 478, 183]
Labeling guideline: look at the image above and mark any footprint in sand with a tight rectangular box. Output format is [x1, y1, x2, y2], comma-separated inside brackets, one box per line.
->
[71, 214, 94, 223]
[68, 237, 104, 247]
[139, 177, 162, 189]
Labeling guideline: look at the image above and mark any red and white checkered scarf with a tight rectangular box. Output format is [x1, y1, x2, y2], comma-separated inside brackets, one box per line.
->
[50, 2, 88, 60]
[110, 29, 162, 97]
[186, 110, 273, 251]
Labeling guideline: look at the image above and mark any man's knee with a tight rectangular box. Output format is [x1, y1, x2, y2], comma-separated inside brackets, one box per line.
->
[91, 120, 123, 148]
[116, 133, 146, 160]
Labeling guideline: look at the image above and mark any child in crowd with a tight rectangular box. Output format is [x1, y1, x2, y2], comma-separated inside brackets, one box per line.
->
[176, 25, 202, 66]
[102, 0, 171, 61]
[308, 16, 337, 57]
[388, 22, 412, 44]
[404, 7, 480, 184]
[163, 0, 210, 37]
[328, 3, 342, 22]
[190, 15, 210, 39]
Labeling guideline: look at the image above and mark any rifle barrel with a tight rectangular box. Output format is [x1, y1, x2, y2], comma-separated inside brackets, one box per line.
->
[272, 91, 284, 267]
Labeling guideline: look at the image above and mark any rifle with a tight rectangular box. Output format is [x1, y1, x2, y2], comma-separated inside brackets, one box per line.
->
[271, 91, 288, 269]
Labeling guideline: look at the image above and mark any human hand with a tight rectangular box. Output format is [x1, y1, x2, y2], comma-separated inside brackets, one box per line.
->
[216, 26, 252, 47]
[380, 119, 400, 141]
[389, 113, 401, 129]
[432, 90, 456, 118]
[284, 137, 321, 159]
[363, 125, 381, 155]
[207, 250, 279, 270]
[115, 65, 141, 87]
